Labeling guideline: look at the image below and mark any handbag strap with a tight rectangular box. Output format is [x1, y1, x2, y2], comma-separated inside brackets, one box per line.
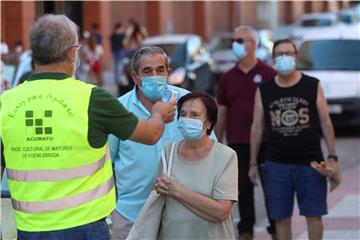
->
[161, 142, 176, 176]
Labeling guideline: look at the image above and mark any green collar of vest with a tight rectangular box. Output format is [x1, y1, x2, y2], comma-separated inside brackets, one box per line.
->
[28, 72, 71, 81]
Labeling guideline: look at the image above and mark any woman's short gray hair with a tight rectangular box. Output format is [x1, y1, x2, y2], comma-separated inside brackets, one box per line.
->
[131, 46, 169, 73]
[30, 14, 78, 64]
[234, 25, 259, 46]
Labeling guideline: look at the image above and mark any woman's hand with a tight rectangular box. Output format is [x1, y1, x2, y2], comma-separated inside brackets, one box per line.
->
[154, 174, 183, 198]
[155, 173, 235, 222]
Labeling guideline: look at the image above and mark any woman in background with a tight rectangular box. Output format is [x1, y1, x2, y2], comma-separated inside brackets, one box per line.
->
[83, 33, 104, 86]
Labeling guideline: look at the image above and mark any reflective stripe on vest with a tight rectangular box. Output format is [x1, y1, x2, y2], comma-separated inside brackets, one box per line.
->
[1, 79, 116, 231]
[12, 176, 114, 213]
[7, 153, 107, 182]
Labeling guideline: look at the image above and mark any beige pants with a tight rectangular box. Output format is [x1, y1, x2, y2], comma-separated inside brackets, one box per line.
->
[111, 210, 134, 240]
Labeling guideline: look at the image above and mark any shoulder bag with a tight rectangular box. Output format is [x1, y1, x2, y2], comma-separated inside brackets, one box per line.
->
[126, 141, 176, 240]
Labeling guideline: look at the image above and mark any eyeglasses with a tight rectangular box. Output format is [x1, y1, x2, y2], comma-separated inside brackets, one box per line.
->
[232, 38, 244, 44]
[274, 51, 296, 58]
[73, 44, 82, 50]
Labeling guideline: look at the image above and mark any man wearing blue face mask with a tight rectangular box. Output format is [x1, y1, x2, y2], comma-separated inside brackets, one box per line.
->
[108, 46, 190, 240]
[216, 26, 277, 240]
[249, 39, 340, 240]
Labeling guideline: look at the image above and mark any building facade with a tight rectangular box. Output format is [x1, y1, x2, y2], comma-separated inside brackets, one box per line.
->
[1, 0, 351, 68]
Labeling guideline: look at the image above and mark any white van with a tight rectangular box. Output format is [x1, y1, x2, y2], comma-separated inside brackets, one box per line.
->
[290, 13, 339, 47]
[297, 24, 360, 127]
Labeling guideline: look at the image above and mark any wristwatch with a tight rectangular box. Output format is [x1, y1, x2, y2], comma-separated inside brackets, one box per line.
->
[327, 155, 338, 162]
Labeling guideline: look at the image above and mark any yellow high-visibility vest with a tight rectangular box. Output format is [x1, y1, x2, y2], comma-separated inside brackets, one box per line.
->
[0, 77, 115, 231]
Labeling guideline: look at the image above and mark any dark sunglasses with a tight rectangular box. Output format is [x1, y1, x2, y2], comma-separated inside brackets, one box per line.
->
[232, 38, 244, 44]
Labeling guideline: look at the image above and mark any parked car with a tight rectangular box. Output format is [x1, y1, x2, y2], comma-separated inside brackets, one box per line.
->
[290, 13, 339, 47]
[297, 24, 360, 127]
[141, 34, 217, 95]
[337, 8, 357, 24]
[207, 30, 274, 74]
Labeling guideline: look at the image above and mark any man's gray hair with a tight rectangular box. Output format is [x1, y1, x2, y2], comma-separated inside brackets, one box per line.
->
[30, 14, 78, 64]
[234, 25, 259, 46]
[131, 46, 169, 73]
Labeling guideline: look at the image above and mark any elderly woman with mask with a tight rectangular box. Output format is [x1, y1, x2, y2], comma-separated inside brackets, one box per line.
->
[155, 92, 238, 239]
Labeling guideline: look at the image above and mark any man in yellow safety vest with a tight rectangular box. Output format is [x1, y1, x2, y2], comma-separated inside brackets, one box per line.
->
[0, 14, 176, 239]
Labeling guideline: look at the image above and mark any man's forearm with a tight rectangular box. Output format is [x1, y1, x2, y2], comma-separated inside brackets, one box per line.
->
[128, 116, 164, 145]
[215, 105, 227, 143]
[214, 123, 225, 143]
[250, 124, 263, 165]
[321, 119, 336, 156]
[317, 85, 336, 156]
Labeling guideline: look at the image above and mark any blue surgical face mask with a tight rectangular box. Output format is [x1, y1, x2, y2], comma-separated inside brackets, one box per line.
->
[275, 55, 296, 76]
[140, 75, 167, 100]
[232, 41, 247, 60]
[177, 117, 205, 141]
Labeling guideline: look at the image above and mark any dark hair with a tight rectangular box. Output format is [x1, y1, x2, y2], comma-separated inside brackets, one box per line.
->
[92, 23, 99, 30]
[15, 41, 23, 47]
[177, 92, 218, 135]
[114, 22, 122, 30]
[272, 38, 297, 57]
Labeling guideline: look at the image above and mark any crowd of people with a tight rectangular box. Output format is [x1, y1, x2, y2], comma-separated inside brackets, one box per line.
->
[75, 18, 148, 91]
[1, 18, 148, 94]
[1, 14, 342, 240]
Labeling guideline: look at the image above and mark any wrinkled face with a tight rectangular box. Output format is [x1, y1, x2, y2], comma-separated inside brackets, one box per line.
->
[180, 98, 211, 132]
[133, 53, 169, 86]
[232, 29, 257, 55]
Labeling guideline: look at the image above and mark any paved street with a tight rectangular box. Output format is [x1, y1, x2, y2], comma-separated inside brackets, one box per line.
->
[101, 72, 360, 239]
[244, 130, 360, 240]
[1, 74, 360, 239]
[2, 129, 359, 239]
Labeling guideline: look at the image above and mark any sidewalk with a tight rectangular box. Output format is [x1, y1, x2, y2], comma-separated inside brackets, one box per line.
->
[254, 164, 360, 240]
[2, 166, 359, 239]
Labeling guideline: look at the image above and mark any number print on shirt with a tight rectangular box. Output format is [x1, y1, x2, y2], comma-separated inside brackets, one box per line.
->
[269, 97, 310, 136]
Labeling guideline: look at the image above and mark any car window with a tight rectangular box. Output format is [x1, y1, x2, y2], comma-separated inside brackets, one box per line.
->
[300, 19, 333, 27]
[151, 43, 186, 69]
[213, 36, 232, 50]
[339, 15, 350, 24]
[297, 40, 360, 71]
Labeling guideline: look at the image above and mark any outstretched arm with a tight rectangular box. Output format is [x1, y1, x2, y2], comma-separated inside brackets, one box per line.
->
[128, 99, 176, 144]
[214, 104, 227, 143]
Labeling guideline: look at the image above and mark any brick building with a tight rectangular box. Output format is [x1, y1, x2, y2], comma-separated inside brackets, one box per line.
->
[1, 0, 351, 68]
